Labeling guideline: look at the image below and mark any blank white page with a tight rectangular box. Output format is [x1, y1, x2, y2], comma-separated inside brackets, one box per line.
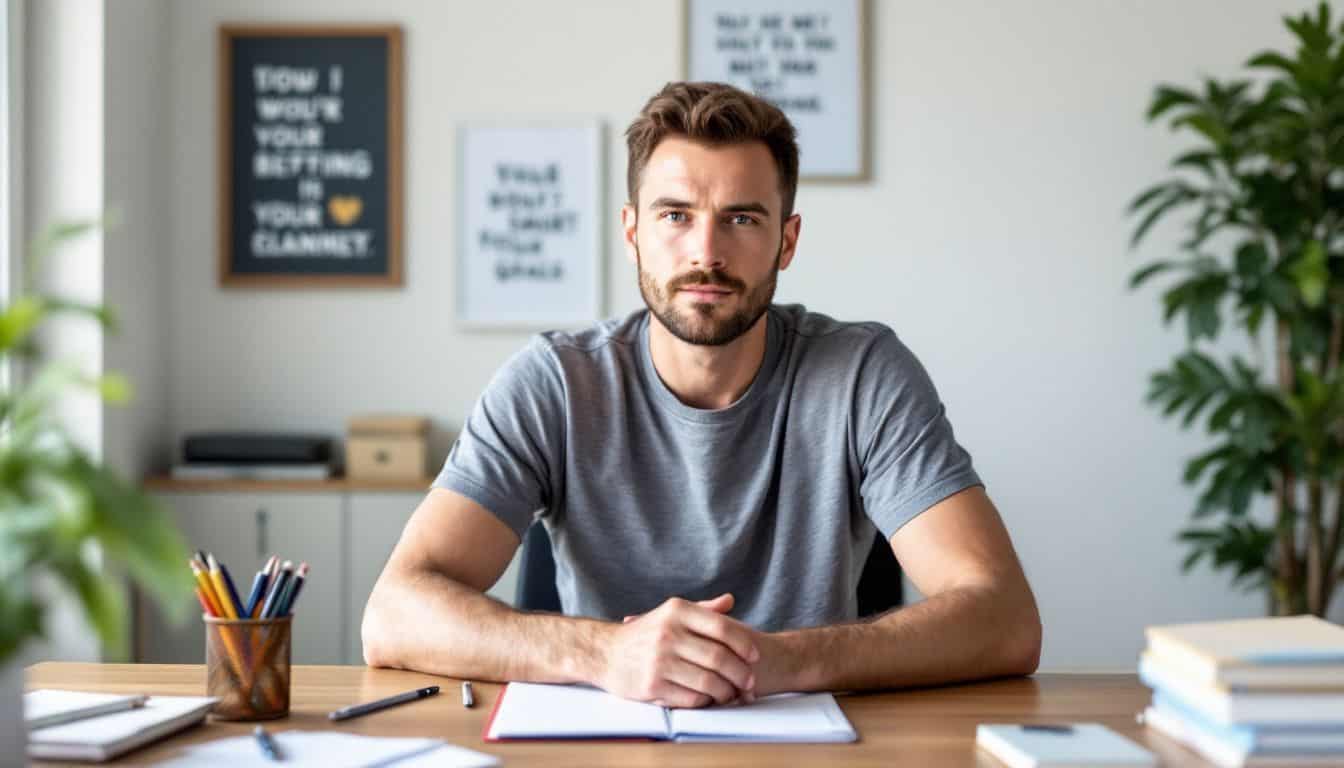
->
[668, 693, 857, 742]
[486, 683, 668, 740]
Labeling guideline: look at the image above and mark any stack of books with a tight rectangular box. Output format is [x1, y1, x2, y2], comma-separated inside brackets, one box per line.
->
[1138, 615, 1344, 767]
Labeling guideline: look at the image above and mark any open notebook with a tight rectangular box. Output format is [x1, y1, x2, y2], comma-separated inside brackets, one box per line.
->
[483, 682, 857, 743]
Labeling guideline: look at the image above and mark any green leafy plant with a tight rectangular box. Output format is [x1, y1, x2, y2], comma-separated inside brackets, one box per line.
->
[1129, 3, 1344, 617]
[0, 220, 193, 664]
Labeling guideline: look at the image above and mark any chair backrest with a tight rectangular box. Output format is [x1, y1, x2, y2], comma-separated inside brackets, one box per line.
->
[514, 523, 903, 617]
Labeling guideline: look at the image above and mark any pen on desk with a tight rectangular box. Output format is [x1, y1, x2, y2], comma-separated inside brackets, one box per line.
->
[461, 681, 474, 708]
[244, 555, 277, 618]
[253, 725, 283, 761]
[328, 685, 440, 721]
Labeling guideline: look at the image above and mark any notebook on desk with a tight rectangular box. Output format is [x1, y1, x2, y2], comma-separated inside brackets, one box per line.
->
[26, 695, 217, 762]
[483, 682, 857, 743]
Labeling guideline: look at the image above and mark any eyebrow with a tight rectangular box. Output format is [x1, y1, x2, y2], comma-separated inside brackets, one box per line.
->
[647, 197, 773, 217]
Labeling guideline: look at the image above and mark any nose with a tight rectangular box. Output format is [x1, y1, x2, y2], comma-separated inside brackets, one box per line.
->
[687, 217, 727, 272]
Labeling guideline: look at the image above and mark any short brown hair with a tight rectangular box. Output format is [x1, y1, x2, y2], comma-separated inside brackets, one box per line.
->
[625, 81, 799, 218]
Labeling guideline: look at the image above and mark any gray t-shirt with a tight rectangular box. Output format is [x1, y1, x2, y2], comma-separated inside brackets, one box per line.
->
[433, 304, 981, 631]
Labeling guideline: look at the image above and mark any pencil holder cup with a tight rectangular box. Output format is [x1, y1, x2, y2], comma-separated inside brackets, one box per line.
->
[204, 614, 291, 720]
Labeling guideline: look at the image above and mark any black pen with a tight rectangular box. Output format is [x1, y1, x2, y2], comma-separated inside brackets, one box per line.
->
[328, 685, 440, 721]
[253, 725, 282, 761]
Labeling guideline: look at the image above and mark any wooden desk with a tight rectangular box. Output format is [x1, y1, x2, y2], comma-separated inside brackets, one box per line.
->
[26, 663, 1214, 766]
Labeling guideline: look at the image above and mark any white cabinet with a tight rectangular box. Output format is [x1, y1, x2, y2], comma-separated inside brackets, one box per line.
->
[346, 492, 521, 665]
[137, 492, 346, 664]
[137, 486, 522, 667]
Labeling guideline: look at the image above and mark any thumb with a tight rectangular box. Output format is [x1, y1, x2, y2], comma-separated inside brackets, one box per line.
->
[696, 593, 735, 613]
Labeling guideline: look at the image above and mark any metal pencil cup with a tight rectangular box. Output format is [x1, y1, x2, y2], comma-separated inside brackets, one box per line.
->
[204, 614, 292, 720]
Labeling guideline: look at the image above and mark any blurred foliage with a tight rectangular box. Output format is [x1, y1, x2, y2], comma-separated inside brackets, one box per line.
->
[0, 220, 192, 664]
[1130, 3, 1344, 615]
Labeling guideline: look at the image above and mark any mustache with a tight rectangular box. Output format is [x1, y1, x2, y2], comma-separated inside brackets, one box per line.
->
[667, 269, 746, 293]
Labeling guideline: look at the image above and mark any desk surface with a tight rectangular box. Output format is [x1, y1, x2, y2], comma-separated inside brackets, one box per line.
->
[26, 663, 1214, 767]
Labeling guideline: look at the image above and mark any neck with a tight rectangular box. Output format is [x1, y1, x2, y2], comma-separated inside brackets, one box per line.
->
[646, 311, 770, 410]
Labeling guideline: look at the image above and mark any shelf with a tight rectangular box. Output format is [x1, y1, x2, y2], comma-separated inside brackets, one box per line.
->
[142, 476, 435, 493]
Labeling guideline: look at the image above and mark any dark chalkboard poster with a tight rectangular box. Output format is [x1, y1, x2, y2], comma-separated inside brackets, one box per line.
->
[219, 26, 403, 287]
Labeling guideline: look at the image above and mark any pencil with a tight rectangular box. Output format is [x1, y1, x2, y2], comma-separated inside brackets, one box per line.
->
[280, 562, 309, 616]
[189, 559, 223, 617]
[259, 561, 293, 619]
[207, 554, 240, 619]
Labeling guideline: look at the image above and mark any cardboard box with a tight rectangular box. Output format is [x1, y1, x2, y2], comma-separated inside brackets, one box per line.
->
[346, 415, 429, 480]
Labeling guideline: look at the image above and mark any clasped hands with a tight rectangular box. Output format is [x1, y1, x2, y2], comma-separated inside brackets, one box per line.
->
[596, 593, 781, 709]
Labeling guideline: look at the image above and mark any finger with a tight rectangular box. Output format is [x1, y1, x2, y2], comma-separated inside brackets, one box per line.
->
[694, 593, 734, 613]
[661, 658, 740, 706]
[622, 615, 636, 624]
[679, 608, 760, 664]
[650, 680, 712, 709]
[676, 634, 755, 692]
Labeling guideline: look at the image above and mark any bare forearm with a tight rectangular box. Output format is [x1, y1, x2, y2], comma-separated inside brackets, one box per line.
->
[758, 583, 1041, 694]
[361, 566, 607, 684]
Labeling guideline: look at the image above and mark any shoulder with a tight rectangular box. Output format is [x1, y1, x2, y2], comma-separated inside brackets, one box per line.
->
[771, 303, 914, 367]
[534, 309, 646, 359]
[491, 309, 646, 392]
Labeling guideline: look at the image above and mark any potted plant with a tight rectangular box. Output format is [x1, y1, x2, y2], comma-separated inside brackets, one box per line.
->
[1129, 3, 1344, 618]
[0, 221, 193, 755]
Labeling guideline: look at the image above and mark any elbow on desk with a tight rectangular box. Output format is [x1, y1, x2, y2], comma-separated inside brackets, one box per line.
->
[360, 591, 399, 668]
[1005, 602, 1043, 677]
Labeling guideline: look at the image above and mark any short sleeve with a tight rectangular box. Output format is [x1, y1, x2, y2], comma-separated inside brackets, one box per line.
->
[854, 329, 982, 539]
[432, 339, 566, 541]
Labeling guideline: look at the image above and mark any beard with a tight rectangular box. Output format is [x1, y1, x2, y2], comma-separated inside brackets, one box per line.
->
[636, 244, 781, 347]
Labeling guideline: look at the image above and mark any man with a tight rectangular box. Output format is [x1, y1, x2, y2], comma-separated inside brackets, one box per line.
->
[363, 82, 1041, 708]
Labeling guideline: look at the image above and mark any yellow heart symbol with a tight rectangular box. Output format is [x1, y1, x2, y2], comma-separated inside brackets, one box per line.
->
[328, 196, 363, 226]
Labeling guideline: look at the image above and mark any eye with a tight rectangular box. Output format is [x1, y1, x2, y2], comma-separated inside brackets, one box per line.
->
[661, 210, 688, 223]
[729, 214, 758, 226]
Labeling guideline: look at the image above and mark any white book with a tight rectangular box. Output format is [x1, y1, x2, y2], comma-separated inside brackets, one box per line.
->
[1142, 706, 1344, 768]
[1139, 654, 1344, 725]
[484, 682, 856, 743]
[975, 723, 1154, 768]
[1145, 616, 1344, 690]
[26, 695, 216, 762]
[24, 690, 148, 730]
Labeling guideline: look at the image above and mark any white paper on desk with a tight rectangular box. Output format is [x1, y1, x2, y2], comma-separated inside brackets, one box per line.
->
[487, 682, 669, 740]
[157, 730, 493, 768]
[669, 692, 858, 743]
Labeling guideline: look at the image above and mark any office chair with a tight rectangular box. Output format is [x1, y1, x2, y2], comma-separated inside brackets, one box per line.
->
[514, 521, 903, 617]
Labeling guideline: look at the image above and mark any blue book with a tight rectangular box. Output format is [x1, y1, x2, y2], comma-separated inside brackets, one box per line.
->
[975, 723, 1154, 767]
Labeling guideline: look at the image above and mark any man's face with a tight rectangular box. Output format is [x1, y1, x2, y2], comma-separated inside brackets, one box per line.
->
[622, 137, 800, 347]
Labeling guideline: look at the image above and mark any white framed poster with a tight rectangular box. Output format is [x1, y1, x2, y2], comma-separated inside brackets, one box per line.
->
[685, 0, 867, 180]
[457, 121, 604, 328]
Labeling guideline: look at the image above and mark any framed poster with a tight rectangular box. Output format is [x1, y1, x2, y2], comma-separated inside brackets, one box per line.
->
[218, 25, 403, 287]
[457, 121, 604, 328]
[685, 0, 867, 180]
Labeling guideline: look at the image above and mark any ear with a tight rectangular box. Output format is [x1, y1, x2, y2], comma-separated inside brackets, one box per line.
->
[778, 213, 802, 271]
[621, 203, 639, 266]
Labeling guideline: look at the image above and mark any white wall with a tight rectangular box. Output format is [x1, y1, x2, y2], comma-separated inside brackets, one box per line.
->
[21, 0, 105, 664]
[156, 0, 1342, 668]
[103, 0, 169, 481]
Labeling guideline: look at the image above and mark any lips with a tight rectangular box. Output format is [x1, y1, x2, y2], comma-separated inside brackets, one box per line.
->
[679, 285, 733, 295]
